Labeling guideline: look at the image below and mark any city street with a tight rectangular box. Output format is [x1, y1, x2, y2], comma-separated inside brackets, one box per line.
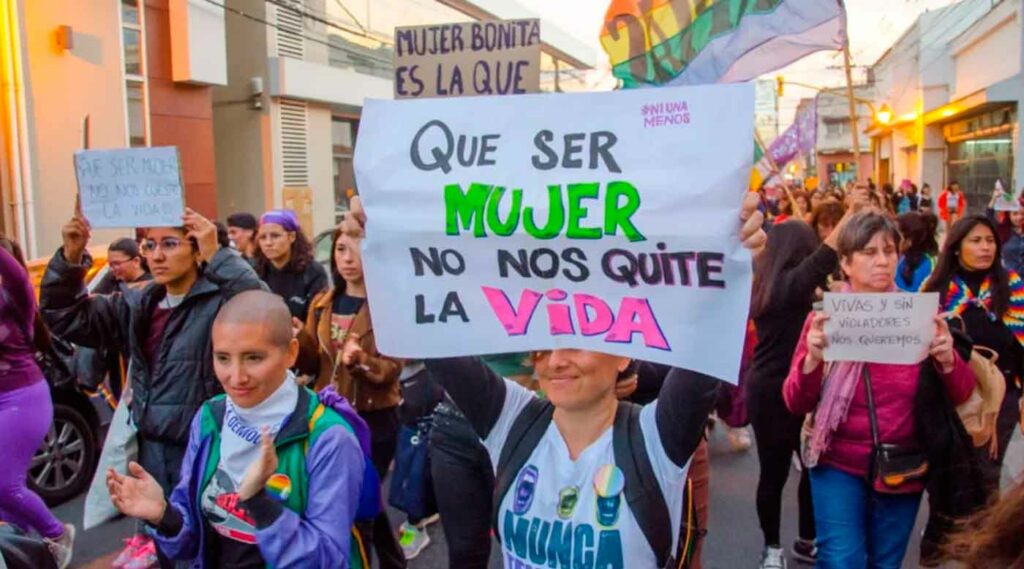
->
[61, 422, 1024, 569]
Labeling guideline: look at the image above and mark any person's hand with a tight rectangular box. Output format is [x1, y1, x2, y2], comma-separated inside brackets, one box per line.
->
[802, 312, 829, 374]
[929, 315, 955, 374]
[237, 427, 279, 501]
[62, 196, 92, 264]
[340, 196, 366, 239]
[107, 462, 167, 525]
[847, 186, 871, 213]
[291, 317, 304, 339]
[341, 334, 366, 367]
[182, 208, 219, 263]
[615, 374, 638, 400]
[739, 192, 767, 256]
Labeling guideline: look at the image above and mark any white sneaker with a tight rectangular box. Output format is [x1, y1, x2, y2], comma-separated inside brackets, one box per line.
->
[44, 523, 75, 569]
[398, 521, 431, 560]
[417, 513, 440, 528]
[759, 545, 787, 569]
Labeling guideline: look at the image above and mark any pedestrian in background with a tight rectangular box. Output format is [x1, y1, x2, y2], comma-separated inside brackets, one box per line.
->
[895, 211, 937, 292]
[0, 236, 75, 569]
[295, 226, 406, 569]
[785, 212, 978, 569]
[226, 212, 258, 261]
[939, 182, 967, 234]
[254, 209, 327, 322]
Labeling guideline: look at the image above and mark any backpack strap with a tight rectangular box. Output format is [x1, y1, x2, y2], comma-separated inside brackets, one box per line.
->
[613, 401, 673, 568]
[492, 397, 554, 544]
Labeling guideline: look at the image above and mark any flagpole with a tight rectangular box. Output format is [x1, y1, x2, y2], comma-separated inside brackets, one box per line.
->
[755, 130, 803, 220]
[842, 35, 863, 183]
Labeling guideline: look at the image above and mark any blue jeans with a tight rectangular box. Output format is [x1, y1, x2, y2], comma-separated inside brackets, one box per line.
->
[809, 465, 921, 569]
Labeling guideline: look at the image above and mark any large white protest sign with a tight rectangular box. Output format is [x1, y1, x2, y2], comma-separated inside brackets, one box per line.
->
[354, 85, 755, 382]
[74, 147, 184, 228]
[823, 292, 939, 364]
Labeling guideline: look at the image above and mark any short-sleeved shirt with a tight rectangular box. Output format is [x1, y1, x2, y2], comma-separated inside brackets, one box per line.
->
[330, 294, 365, 351]
[482, 380, 688, 568]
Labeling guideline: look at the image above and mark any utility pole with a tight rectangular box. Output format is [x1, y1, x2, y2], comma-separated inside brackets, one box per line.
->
[842, 38, 863, 183]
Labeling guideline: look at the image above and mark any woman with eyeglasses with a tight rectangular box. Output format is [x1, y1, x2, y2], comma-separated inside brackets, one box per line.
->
[254, 209, 327, 322]
[784, 212, 981, 569]
[41, 208, 265, 569]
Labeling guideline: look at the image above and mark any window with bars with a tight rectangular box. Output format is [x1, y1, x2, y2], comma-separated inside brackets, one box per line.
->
[122, 0, 148, 147]
[275, 0, 305, 59]
[279, 99, 309, 187]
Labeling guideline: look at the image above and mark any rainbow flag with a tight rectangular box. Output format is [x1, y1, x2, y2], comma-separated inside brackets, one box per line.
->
[601, 0, 845, 88]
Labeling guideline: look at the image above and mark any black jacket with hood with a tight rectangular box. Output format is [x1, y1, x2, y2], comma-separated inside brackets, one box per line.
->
[40, 247, 265, 446]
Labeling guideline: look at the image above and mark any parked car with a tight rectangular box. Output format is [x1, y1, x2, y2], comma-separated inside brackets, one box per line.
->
[25, 247, 115, 505]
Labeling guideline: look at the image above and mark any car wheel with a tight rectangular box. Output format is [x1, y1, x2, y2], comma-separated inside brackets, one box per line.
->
[28, 402, 98, 506]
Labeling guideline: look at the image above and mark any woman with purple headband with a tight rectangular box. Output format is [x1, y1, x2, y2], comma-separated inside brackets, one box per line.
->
[254, 209, 328, 322]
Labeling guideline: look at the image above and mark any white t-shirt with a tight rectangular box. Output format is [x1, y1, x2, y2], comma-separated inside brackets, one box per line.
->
[483, 380, 689, 569]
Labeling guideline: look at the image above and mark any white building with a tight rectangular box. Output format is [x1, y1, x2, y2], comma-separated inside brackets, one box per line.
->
[815, 84, 874, 187]
[213, 0, 596, 239]
[867, 0, 1022, 211]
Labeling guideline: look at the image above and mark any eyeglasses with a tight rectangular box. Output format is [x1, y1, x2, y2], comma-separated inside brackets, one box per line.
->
[140, 237, 187, 256]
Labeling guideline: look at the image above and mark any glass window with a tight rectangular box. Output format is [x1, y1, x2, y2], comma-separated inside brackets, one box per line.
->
[123, 28, 141, 76]
[948, 134, 1013, 212]
[122, 0, 140, 25]
[126, 82, 146, 147]
[332, 118, 359, 218]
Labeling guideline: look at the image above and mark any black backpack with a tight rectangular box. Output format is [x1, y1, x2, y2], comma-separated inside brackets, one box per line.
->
[492, 399, 701, 569]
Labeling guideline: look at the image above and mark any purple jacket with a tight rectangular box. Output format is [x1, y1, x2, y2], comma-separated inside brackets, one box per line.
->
[148, 391, 364, 568]
[0, 245, 44, 392]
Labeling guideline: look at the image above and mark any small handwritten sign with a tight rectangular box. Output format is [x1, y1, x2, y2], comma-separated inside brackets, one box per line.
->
[823, 292, 939, 364]
[74, 147, 184, 229]
[393, 19, 541, 99]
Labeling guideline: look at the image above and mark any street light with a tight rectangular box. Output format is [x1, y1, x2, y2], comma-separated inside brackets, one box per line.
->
[875, 103, 893, 125]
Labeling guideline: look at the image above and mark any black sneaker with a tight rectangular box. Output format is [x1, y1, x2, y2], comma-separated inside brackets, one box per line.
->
[792, 538, 817, 565]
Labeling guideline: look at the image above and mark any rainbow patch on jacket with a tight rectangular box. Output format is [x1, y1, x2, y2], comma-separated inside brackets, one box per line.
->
[944, 270, 1024, 347]
[266, 473, 292, 502]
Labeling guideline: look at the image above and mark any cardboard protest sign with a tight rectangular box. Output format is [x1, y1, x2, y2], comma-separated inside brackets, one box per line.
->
[74, 147, 184, 228]
[354, 85, 755, 382]
[823, 292, 939, 364]
[991, 179, 1020, 212]
[394, 19, 540, 99]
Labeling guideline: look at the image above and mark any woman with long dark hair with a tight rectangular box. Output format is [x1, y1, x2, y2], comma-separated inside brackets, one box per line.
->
[294, 226, 406, 569]
[745, 190, 865, 569]
[0, 236, 75, 568]
[254, 209, 327, 321]
[923, 215, 1023, 493]
[895, 211, 938, 291]
[941, 477, 1024, 568]
[785, 212, 979, 568]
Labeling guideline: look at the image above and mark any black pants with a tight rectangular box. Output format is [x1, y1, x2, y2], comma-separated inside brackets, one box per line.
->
[429, 402, 494, 569]
[359, 406, 407, 569]
[748, 379, 815, 547]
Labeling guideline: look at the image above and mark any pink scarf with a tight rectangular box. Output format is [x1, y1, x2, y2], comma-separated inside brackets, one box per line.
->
[804, 282, 893, 468]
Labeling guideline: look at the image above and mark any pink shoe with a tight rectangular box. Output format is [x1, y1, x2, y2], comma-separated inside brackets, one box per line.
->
[112, 534, 158, 569]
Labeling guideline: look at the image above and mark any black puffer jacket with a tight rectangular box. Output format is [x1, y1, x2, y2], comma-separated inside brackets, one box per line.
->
[40, 247, 265, 445]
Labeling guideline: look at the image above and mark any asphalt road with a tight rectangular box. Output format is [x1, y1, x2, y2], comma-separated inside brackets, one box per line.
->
[58, 425, 1023, 568]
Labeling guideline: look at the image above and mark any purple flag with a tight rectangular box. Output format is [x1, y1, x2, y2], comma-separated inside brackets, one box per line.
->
[768, 103, 817, 168]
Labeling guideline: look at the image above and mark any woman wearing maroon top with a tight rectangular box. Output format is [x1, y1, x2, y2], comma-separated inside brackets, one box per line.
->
[783, 212, 976, 568]
[0, 238, 75, 568]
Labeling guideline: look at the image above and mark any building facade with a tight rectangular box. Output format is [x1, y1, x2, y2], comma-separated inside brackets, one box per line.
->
[212, 0, 596, 240]
[866, 0, 1022, 212]
[0, 0, 226, 257]
[815, 85, 873, 187]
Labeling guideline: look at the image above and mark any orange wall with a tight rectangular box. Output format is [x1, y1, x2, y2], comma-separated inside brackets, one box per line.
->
[144, 0, 217, 219]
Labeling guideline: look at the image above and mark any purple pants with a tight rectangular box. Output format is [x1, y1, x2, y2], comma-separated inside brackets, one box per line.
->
[0, 379, 64, 538]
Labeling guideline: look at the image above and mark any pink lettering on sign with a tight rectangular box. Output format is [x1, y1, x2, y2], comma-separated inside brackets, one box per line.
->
[481, 286, 671, 350]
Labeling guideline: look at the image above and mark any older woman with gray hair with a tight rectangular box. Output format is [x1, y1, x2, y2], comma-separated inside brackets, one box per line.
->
[782, 212, 981, 569]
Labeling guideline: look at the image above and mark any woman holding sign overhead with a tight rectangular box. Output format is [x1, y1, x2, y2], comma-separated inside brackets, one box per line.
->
[783, 212, 982, 569]
[924, 216, 1024, 496]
